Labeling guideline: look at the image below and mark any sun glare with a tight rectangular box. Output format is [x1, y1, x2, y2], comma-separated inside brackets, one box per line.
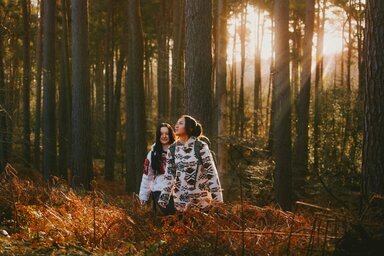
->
[227, 5, 346, 65]
[322, 7, 345, 55]
[227, 6, 273, 63]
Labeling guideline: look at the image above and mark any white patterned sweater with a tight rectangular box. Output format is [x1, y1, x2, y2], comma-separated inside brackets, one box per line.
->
[139, 144, 168, 202]
[158, 137, 223, 210]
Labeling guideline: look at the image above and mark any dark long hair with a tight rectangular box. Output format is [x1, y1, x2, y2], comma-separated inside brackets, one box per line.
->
[151, 123, 176, 174]
[182, 115, 203, 138]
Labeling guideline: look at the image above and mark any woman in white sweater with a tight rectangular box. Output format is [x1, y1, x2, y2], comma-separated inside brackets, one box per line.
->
[158, 115, 223, 211]
[139, 123, 176, 215]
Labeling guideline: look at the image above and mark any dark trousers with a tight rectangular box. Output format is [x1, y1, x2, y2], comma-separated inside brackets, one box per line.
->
[152, 191, 176, 216]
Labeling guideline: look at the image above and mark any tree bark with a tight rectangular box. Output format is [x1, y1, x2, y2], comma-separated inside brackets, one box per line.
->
[171, 0, 185, 123]
[272, 0, 292, 211]
[362, 0, 384, 202]
[42, 0, 57, 179]
[105, 45, 125, 182]
[341, 5, 353, 162]
[267, 17, 275, 151]
[22, 0, 31, 167]
[127, 0, 147, 192]
[229, 18, 237, 136]
[215, 0, 229, 200]
[104, 1, 115, 181]
[254, 9, 263, 137]
[294, 0, 315, 195]
[314, 0, 325, 174]
[185, 0, 213, 137]
[0, 25, 7, 172]
[71, 0, 93, 189]
[157, 0, 170, 121]
[238, 1, 247, 138]
[34, 0, 43, 169]
[58, 0, 71, 179]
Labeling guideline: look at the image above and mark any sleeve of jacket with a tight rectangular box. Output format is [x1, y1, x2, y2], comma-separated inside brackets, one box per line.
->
[201, 142, 223, 202]
[139, 150, 154, 201]
[158, 148, 177, 205]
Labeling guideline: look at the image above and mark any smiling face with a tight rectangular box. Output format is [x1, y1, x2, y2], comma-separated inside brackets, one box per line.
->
[159, 127, 170, 145]
[175, 117, 187, 137]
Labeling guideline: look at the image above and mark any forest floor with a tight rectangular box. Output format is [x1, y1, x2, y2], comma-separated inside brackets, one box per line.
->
[0, 157, 383, 255]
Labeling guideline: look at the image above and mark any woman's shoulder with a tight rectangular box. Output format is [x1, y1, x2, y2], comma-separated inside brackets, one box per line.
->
[146, 144, 156, 158]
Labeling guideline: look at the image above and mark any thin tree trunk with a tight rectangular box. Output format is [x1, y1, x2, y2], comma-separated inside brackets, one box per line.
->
[0, 25, 7, 172]
[71, 0, 93, 189]
[105, 46, 125, 182]
[273, 0, 292, 211]
[144, 38, 151, 118]
[340, 21, 345, 89]
[125, 69, 136, 193]
[291, 15, 301, 112]
[267, 17, 275, 151]
[58, 0, 71, 179]
[42, 0, 57, 179]
[294, 0, 315, 195]
[254, 9, 262, 136]
[185, 0, 213, 137]
[157, 0, 170, 121]
[34, 0, 43, 169]
[229, 18, 237, 136]
[22, 0, 31, 167]
[104, 1, 114, 180]
[341, 5, 353, 162]
[357, 0, 364, 101]
[127, 0, 147, 191]
[238, 0, 247, 137]
[171, 0, 185, 123]
[313, 0, 325, 175]
[215, 0, 229, 199]
[95, 42, 104, 157]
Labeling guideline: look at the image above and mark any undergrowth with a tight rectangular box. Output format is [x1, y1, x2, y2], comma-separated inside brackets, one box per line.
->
[0, 164, 381, 255]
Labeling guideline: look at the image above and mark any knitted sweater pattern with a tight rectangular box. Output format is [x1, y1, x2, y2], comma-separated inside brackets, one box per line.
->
[158, 137, 223, 210]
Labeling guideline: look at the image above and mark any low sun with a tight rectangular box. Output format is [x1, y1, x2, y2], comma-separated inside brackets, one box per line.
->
[227, 5, 345, 63]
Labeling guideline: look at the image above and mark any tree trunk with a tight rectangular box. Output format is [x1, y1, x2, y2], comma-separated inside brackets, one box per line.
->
[125, 68, 136, 193]
[0, 25, 6, 172]
[185, 0, 213, 137]
[22, 0, 31, 167]
[254, 9, 263, 137]
[127, 0, 147, 192]
[42, 0, 57, 179]
[171, 0, 185, 123]
[34, 0, 43, 169]
[267, 18, 275, 151]
[157, 0, 170, 122]
[357, 0, 364, 101]
[94, 41, 104, 158]
[313, 0, 325, 174]
[294, 0, 315, 195]
[238, 1, 247, 138]
[361, 0, 384, 203]
[144, 39, 152, 118]
[104, 1, 115, 181]
[71, 0, 93, 190]
[58, 0, 71, 179]
[105, 46, 125, 182]
[229, 18, 237, 136]
[215, 0, 230, 200]
[272, 0, 292, 211]
[341, 6, 353, 163]
[291, 14, 301, 113]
